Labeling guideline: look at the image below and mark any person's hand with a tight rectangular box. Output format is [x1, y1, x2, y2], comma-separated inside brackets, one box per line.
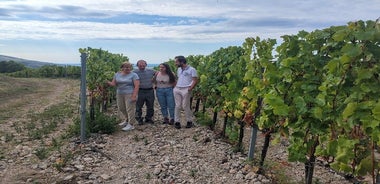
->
[131, 95, 137, 102]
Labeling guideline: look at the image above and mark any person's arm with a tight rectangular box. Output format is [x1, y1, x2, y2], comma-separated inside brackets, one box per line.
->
[188, 77, 198, 91]
[152, 71, 158, 89]
[131, 79, 139, 101]
[171, 71, 177, 87]
[107, 78, 117, 87]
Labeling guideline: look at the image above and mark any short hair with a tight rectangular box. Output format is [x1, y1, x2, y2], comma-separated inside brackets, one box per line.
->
[136, 59, 147, 66]
[120, 61, 132, 69]
[175, 55, 186, 64]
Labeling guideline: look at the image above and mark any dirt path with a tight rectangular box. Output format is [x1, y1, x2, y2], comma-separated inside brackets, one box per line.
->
[0, 77, 79, 183]
[0, 77, 367, 183]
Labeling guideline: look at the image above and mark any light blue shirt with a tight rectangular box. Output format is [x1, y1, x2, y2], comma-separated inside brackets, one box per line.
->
[176, 65, 197, 87]
[114, 72, 139, 94]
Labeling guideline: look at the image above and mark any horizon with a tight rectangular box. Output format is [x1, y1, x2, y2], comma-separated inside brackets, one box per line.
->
[1, 0, 379, 64]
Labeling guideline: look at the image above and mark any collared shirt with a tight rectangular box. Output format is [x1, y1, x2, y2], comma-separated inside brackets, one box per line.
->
[134, 68, 155, 89]
[176, 65, 197, 87]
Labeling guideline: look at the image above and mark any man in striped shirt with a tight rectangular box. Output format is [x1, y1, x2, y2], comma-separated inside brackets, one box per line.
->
[134, 60, 156, 125]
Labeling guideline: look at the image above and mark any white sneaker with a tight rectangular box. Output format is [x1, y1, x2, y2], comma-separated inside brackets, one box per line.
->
[122, 124, 135, 131]
[118, 121, 128, 127]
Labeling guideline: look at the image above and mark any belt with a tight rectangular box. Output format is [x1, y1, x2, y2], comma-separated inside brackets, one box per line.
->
[139, 88, 153, 90]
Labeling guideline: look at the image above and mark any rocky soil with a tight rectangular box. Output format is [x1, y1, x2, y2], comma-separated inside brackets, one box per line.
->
[0, 77, 372, 184]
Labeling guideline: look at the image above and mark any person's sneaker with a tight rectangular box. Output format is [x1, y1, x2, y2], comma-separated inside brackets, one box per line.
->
[118, 121, 128, 127]
[169, 119, 174, 125]
[163, 117, 169, 124]
[185, 121, 193, 128]
[174, 122, 181, 129]
[122, 124, 135, 131]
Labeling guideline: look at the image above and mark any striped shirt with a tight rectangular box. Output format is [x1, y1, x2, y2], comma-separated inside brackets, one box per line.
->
[134, 68, 155, 89]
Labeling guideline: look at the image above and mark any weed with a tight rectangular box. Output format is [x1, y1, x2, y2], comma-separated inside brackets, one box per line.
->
[225, 123, 239, 143]
[133, 134, 139, 141]
[145, 173, 151, 179]
[0, 149, 4, 159]
[194, 112, 212, 127]
[4, 133, 14, 142]
[69, 109, 117, 137]
[189, 168, 198, 177]
[192, 134, 199, 142]
[35, 147, 49, 160]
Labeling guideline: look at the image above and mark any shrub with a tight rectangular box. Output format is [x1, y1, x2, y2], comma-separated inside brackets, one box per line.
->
[68, 110, 117, 137]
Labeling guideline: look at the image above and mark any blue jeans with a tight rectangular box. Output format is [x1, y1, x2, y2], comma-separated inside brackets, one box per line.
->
[156, 87, 175, 119]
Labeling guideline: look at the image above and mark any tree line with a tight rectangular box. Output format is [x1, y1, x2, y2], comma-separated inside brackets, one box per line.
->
[1, 60, 81, 78]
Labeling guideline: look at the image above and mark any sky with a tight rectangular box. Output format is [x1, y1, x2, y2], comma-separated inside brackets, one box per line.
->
[0, 0, 379, 64]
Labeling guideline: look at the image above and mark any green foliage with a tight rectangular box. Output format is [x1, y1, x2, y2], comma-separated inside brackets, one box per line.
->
[225, 122, 239, 144]
[194, 112, 213, 127]
[194, 19, 380, 181]
[7, 64, 81, 78]
[80, 47, 127, 91]
[34, 147, 49, 160]
[69, 109, 117, 136]
[0, 60, 26, 73]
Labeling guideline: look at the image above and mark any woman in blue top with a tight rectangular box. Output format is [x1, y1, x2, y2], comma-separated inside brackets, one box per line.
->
[107, 61, 140, 131]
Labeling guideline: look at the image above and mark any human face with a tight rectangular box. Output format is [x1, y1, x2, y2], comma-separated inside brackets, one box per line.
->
[121, 65, 132, 73]
[137, 61, 146, 70]
[159, 64, 166, 72]
[175, 59, 182, 68]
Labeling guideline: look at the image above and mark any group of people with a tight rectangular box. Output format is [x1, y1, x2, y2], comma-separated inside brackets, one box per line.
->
[107, 55, 198, 131]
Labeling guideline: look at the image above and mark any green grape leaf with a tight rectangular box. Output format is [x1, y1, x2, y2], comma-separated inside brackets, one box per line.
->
[372, 101, 380, 121]
[356, 156, 372, 176]
[342, 44, 362, 58]
[312, 107, 323, 119]
[343, 103, 357, 119]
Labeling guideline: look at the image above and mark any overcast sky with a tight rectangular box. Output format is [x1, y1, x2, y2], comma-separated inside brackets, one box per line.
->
[0, 0, 379, 64]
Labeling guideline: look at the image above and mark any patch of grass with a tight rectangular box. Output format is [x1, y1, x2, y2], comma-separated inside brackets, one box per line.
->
[52, 150, 74, 171]
[133, 134, 139, 142]
[68, 109, 117, 137]
[261, 160, 300, 184]
[35, 146, 49, 160]
[24, 101, 76, 140]
[4, 132, 14, 142]
[144, 173, 151, 179]
[192, 134, 199, 142]
[194, 112, 213, 127]
[189, 168, 198, 178]
[0, 149, 5, 160]
[225, 123, 239, 143]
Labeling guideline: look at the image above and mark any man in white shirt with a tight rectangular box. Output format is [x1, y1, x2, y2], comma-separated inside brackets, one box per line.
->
[173, 56, 198, 129]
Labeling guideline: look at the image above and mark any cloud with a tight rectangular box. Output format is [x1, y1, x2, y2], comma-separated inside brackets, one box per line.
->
[0, 0, 379, 64]
[0, 0, 380, 41]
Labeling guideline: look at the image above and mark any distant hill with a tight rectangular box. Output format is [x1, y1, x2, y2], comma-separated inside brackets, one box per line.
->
[0, 55, 57, 68]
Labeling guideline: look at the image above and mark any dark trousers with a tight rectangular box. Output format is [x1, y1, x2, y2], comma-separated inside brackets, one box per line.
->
[136, 89, 155, 121]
